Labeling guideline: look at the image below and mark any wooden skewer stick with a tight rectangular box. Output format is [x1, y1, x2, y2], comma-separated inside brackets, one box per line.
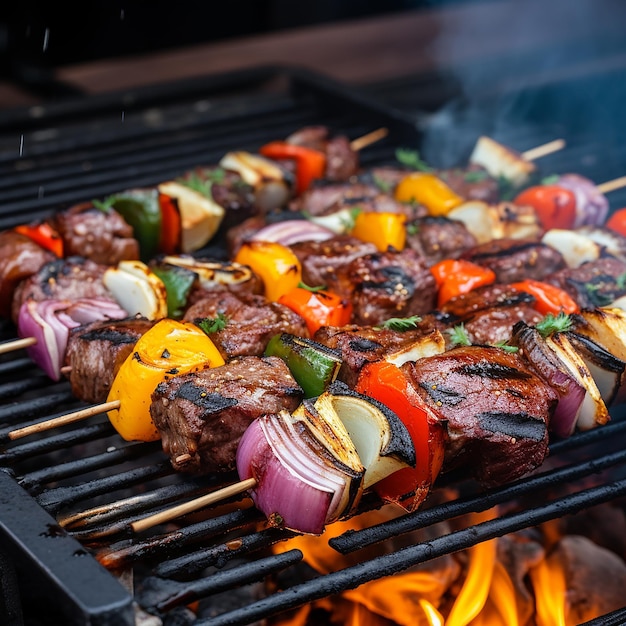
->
[131, 477, 258, 533]
[350, 127, 389, 152]
[597, 176, 626, 195]
[0, 336, 37, 355]
[8, 400, 120, 441]
[521, 138, 566, 161]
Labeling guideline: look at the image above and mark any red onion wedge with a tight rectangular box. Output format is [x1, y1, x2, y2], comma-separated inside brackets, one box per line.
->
[556, 173, 609, 228]
[511, 321, 584, 439]
[236, 406, 364, 535]
[250, 219, 335, 247]
[17, 297, 128, 381]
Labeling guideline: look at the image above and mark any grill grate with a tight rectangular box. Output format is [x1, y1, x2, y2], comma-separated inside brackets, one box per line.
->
[1, 65, 626, 626]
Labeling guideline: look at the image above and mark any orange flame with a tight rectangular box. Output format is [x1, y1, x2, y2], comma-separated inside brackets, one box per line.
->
[529, 551, 567, 626]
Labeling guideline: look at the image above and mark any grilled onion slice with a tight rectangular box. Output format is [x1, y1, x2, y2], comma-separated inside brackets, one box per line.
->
[237, 407, 364, 535]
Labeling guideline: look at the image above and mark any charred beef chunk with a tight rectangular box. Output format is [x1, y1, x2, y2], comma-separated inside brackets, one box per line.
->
[314, 324, 443, 387]
[52, 203, 140, 265]
[544, 256, 626, 309]
[289, 180, 378, 215]
[64, 316, 156, 404]
[151, 355, 303, 474]
[0, 231, 55, 319]
[225, 215, 268, 258]
[461, 238, 567, 283]
[405, 215, 478, 266]
[440, 284, 536, 319]
[347, 247, 438, 326]
[405, 345, 557, 486]
[11, 257, 113, 324]
[438, 164, 500, 203]
[290, 235, 378, 298]
[183, 290, 308, 359]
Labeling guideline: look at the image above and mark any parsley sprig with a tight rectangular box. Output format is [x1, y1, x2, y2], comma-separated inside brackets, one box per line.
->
[375, 315, 421, 332]
[395, 148, 433, 172]
[197, 312, 229, 334]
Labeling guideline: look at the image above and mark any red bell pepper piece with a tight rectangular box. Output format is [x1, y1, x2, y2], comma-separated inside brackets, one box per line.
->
[158, 192, 183, 254]
[514, 184, 577, 231]
[278, 286, 353, 335]
[510, 279, 580, 315]
[259, 141, 326, 195]
[15, 222, 64, 257]
[430, 259, 496, 307]
[355, 359, 446, 512]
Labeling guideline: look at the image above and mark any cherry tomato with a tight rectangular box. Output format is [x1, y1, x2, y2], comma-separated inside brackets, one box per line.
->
[606, 208, 626, 238]
[514, 185, 577, 230]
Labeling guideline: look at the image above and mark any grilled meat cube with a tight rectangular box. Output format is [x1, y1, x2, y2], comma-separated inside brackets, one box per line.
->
[405, 215, 478, 266]
[289, 180, 378, 215]
[11, 257, 113, 324]
[183, 290, 308, 358]
[64, 316, 156, 403]
[438, 164, 500, 203]
[405, 345, 558, 486]
[52, 203, 140, 265]
[290, 235, 378, 298]
[544, 256, 626, 309]
[150, 355, 303, 474]
[314, 324, 444, 387]
[461, 237, 567, 283]
[347, 247, 438, 325]
[0, 231, 55, 319]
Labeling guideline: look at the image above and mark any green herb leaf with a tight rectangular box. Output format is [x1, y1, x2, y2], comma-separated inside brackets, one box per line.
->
[406, 222, 420, 236]
[492, 340, 519, 353]
[298, 281, 327, 293]
[536, 312, 573, 338]
[447, 324, 472, 346]
[463, 169, 490, 182]
[376, 315, 422, 332]
[197, 312, 229, 334]
[584, 282, 613, 307]
[541, 174, 560, 185]
[372, 175, 393, 194]
[340, 207, 362, 231]
[179, 172, 214, 198]
[395, 148, 433, 172]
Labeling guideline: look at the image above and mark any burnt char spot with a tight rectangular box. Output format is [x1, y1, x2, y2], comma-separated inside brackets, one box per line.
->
[348, 337, 383, 353]
[174, 381, 238, 413]
[477, 412, 546, 441]
[458, 362, 532, 380]
[78, 328, 139, 345]
[469, 240, 539, 262]
[362, 266, 416, 297]
[420, 381, 465, 406]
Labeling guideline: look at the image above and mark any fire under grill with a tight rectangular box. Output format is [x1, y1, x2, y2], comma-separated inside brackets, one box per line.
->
[2, 65, 626, 626]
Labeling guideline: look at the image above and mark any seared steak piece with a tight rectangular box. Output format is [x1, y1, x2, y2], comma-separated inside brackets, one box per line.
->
[64, 316, 156, 404]
[0, 231, 55, 319]
[290, 235, 377, 297]
[151, 355, 303, 474]
[405, 345, 558, 486]
[314, 324, 444, 387]
[440, 284, 536, 319]
[289, 180, 379, 215]
[11, 257, 113, 323]
[406, 215, 478, 266]
[544, 256, 626, 309]
[461, 238, 567, 283]
[52, 203, 140, 265]
[438, 164, 500, 203]
[183, 290, 309, 358]
[347, 247, 438, 325]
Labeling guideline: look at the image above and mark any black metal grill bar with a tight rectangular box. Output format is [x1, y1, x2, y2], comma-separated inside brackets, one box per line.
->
[330, 442, 626, 554]
[0, 387, 76, 426]
[196, 477, 626, 626]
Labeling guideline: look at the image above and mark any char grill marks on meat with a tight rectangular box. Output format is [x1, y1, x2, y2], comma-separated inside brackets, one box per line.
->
[460, 238, 567, 284]
[290, 235, 378, 297]
[151, 355, 303, 474]
[183, 290, 309, 359]
[347, 247, 438, 325]
[405, 215, 478, 266]
[440, 284, 543, 347]
[52, 203, 140, 266]
[544, 256, 626, 309]
[405, 345, 558, 486]
[11, 257, 114, 324]
[64, 316, 156, 404]
[0, 231, 55, 319]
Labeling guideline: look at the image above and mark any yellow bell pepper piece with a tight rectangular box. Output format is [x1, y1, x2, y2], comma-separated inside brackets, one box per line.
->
[106, 319, 225, 442]
[350, 211, 406, 252]
[233, 240, 302, 301]
[394, 172, 463, 216]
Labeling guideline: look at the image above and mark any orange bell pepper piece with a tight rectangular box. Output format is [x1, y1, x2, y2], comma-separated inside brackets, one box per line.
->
[15, 222, 64, 257]
[259, 141, 326, 195]
[278, 286, 353, 335]
[430, 259, 496, 307]
[510, 279, 579, 315]
[234, 240, 302, 302]
[350, 211, 406, 252]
